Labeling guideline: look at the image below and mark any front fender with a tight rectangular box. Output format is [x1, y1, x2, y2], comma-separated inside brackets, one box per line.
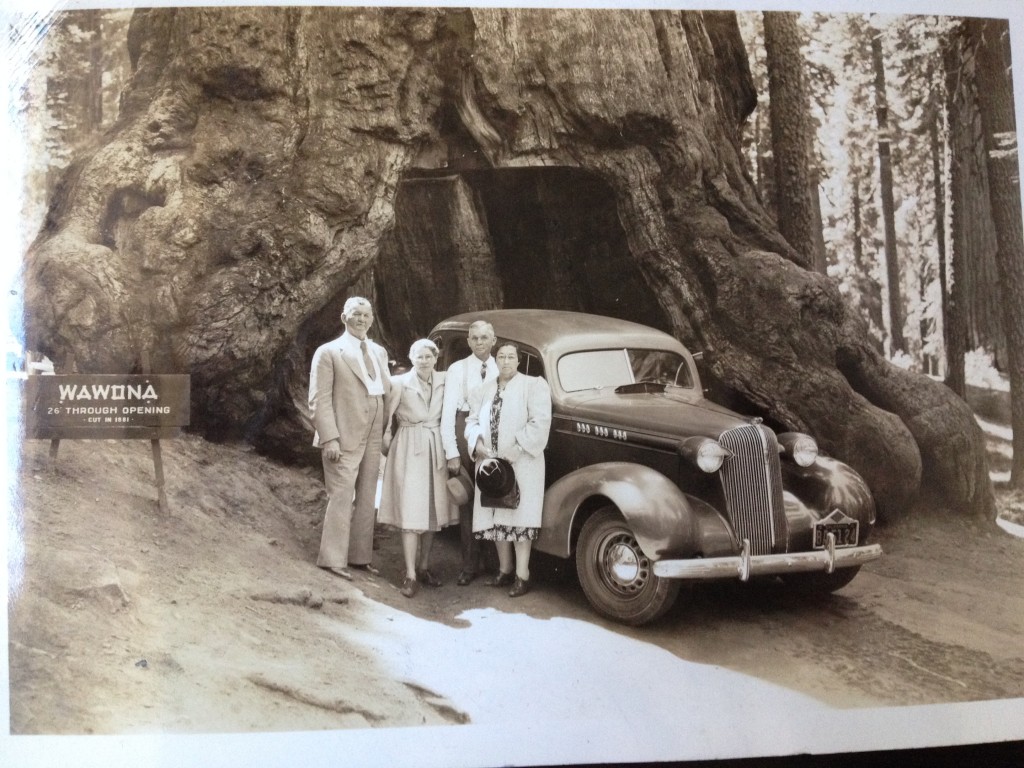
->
[538, 462, 734, 561]
[782, 455, 877, 542]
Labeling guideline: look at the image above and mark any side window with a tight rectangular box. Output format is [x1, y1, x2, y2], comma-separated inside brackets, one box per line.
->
[489, 339, 540, 382]
[495, 339, 545, 380]
[521, 349, 545, 380]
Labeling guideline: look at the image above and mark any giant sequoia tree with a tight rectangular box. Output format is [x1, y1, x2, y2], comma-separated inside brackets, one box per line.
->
[762, 11, 823, 273]
[968, 17, 1024, 488]
[23, 7, 994, 518]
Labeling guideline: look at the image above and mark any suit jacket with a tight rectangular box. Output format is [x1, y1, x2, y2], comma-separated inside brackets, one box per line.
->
[308, 333, 392, 451]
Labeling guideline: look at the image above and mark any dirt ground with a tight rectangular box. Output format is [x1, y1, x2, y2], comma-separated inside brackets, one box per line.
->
[6, 427, 1024, 741]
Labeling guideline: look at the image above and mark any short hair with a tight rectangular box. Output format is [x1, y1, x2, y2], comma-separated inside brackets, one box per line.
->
[467, 320, 495, 338]
[408, 338, 439, 359]
[494, 341, 520, 357]
[342, 297, 372, 318]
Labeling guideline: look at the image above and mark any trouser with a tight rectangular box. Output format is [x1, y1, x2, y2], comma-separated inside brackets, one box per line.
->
[456, 410, 485, 573]
[317, 396, 383, 568]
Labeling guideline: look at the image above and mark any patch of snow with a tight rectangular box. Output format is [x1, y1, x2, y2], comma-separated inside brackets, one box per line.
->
[292, 594, 1024, 767]
[976, 415, 1013, 442]
[965, 348, 1010, 392]
[343, 601, 823, 728]
[996, 516, 1024, 540]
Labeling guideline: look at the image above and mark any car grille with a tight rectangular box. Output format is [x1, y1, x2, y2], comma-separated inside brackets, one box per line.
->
[718, 423, 786, 555]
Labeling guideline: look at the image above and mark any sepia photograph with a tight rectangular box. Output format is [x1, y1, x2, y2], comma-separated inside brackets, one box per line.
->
[3, 1, 1024, 766]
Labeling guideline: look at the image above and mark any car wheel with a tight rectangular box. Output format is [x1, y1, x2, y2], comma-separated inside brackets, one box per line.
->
[575, 506, 681, 626]
[785, 566, 861, 596]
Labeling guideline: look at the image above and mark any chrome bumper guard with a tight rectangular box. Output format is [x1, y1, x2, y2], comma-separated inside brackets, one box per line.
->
[652, 535, 883, 582]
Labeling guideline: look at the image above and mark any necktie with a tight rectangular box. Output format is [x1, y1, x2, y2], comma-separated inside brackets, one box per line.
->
[361, 341, 376, 380]
[481, 360, 487, 380]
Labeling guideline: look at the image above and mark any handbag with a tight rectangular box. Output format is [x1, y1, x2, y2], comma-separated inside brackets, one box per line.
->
[476, 457, 521, 510]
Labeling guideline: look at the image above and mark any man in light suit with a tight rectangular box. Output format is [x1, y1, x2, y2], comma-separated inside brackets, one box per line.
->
[441, 320, 499, 585]
[309, 296, 392, 580]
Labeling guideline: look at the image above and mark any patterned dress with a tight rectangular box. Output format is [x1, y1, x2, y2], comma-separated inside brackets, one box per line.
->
[466, 372, 552, 537]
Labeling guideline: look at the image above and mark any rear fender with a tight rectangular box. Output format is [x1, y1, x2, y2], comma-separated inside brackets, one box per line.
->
[538, 462, 734, 560]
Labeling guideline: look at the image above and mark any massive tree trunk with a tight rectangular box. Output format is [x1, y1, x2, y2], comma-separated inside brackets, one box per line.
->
[969, 17, 1024, 488]
[762, 12, 819, 271]
[945, 23, 1002, 391]
[22, 7, 994, 518]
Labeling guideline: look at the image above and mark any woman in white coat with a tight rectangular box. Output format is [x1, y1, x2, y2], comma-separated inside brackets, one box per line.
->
[379, 339, 457, 597]
[465, 342, 552, 597]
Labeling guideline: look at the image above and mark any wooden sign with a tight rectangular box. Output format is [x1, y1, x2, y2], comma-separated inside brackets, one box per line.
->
[23, 374, 190, 439]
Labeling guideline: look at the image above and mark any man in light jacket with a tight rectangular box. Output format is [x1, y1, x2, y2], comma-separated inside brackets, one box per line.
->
[440, 320, 499, 585]
[308, 297, 392, 580]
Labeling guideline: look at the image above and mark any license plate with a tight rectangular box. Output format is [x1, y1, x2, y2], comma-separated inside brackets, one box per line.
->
[813, 509, 859, 549]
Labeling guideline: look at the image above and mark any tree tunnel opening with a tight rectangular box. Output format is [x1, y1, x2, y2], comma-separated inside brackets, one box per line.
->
[375, 165, 672, 360]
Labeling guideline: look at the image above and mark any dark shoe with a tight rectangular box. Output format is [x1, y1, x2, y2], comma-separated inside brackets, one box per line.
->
[456, 570, 476, 587]
[416, 569, 442, 588]
[508, 576, 531, 598]
[351, 563, 380, 576]
[400, 577, 418, 598]
[322, 566, 353, 581]
[485, 570, 514, 587]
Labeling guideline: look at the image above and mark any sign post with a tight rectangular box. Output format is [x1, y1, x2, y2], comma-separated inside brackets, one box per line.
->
[23, 364, 190, 514]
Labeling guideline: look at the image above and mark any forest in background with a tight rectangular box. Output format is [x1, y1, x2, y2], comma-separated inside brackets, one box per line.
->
[9, 7, 1024, 492]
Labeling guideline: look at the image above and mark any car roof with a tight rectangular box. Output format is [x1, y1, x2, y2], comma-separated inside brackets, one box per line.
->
[431, 309, 689, 358]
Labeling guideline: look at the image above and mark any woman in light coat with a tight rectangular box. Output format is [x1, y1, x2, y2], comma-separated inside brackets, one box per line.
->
[379, 339, 456, 597]
[466, 342, 552, 597]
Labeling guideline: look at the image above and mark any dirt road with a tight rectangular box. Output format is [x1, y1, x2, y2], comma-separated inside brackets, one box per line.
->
[366, 508, 1024, 709]
[7, 434, 1024, 764]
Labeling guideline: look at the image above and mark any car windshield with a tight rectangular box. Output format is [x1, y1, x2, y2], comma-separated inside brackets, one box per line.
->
[557, 349, 693, 392]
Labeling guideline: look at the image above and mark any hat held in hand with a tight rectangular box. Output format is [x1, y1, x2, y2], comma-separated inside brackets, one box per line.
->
[475, 457, 517, 498]
[446, 467, 474, 506]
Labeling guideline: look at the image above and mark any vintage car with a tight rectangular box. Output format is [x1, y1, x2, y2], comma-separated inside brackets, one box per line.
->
[429, 310, 882, 625]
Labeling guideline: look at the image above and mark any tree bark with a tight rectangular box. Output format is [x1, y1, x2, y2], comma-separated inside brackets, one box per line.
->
[945, 23, 1003, 387]
[23, 7, 994, 517]
[871, 32, 907, 355]
[763, 12, 819, 271]
[969, 17, 1024, 488]
[943, 27, 970, 399]
[928, 103, 946, 381]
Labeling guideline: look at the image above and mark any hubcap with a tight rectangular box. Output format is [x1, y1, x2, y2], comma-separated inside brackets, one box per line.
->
[599, 530, 650, 596]
[608, 543, 640, 582]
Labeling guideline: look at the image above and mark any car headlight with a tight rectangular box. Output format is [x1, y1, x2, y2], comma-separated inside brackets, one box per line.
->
[778, 432, 818, 467]
[680, 437, 732, 473]
[698, 441, 732, 473]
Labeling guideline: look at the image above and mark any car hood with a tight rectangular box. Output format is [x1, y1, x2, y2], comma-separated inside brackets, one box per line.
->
[561, 389, 753, 440]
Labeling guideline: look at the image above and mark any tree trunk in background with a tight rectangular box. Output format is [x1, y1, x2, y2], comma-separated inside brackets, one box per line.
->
[929, 103, 947, 382]
[809, 164, 827, 273]
[23, 7, 994, 518]
[943, 28, 970, 399]
[871, 33, 906, 355]
[851, 170, 885, 345]
[763, 12, 821, 271]
[970, 17, 1024, 488]
[945, 24, 1004, 380]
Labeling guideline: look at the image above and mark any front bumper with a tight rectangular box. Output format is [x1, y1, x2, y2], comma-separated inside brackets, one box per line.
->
[652, 536, 882, 582]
